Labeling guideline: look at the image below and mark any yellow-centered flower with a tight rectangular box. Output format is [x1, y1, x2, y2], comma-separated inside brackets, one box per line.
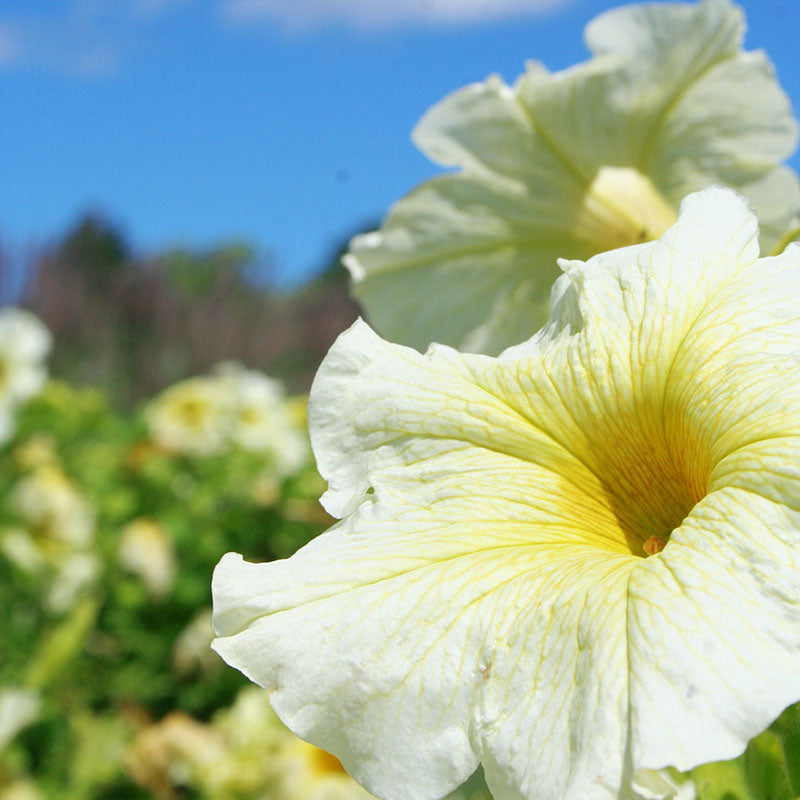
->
[345, 0, 800, 356]
[212, 189, 800, 800]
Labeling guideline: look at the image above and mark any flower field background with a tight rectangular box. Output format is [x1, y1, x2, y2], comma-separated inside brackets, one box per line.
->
[3, 215, 800, 800]
[0, 224, 492, 798]
[5, 2, 800, 798]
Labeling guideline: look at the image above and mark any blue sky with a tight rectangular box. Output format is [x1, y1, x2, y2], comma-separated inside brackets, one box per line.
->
[1, 0, 798, 290]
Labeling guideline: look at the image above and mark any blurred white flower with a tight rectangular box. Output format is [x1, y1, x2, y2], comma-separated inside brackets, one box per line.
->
[10, 465, 94, 547]
[215, 362, 309, 475]
[118, 517, 175, 599]
[0, 308, 51, 443]
[5, 465, 98, 613]
[345, 0, 800, 355]
[0, 688, 40, 750]
[124, 712, 228, 797]
[0, 528, 46, 573]
[46, 551, 100, 615]
[125, 688, 375, 800]
[145, 366, 309, 472]
[145, 375, 234, 456]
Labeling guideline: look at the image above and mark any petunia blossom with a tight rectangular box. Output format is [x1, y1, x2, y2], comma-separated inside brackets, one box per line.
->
[145, 375, 234, 456]
[213, 188, 800, 800]
[0, 307, 52, 443]
[344, 0, 800, 356]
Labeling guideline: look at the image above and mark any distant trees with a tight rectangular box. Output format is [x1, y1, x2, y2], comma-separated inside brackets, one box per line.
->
[15, 215, 361, 407]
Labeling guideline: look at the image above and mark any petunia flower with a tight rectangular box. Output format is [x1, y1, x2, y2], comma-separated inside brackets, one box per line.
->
[212, 188, 800, 800]
[145, 375, 234, 456]
[213, 362, 310, 475]
[0, 307, 52, 443]
[344, 0, 800, 356]
[5, 464, 99, 613]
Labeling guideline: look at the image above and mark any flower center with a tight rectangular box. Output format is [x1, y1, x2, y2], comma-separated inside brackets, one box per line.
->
[574, 166, 677, 253]
[310, 746, 347, 776]
[175, 399, 211, 430]
[593, 409, 709, 558]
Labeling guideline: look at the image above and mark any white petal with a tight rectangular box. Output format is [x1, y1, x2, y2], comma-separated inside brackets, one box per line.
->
[217, 190, 800, 800]
[630, 483, 800, 770]
[346, 0, 799, 354]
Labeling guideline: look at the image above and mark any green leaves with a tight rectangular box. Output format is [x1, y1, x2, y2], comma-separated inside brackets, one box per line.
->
[693, 703, 800, 800]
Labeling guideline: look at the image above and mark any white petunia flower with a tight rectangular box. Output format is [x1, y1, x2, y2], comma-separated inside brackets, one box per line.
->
[145, 376, 235, 456]
[214, 362, 309, 475]
[118, 517, 175, 599]
[345, 0, 800, 356]
[0, 308, 51, 443]
[213, 189, 800, 800]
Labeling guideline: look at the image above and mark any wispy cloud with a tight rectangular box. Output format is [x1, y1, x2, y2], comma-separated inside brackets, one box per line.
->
[0, 0, 190, 77]
[0, 22, 22, 66]
[221, 0, 574, 31]
[0, 0, 574, 78]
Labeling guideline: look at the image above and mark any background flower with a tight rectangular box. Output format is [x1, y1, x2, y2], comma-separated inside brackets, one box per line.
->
[0, 309, 51, 443]
[145, 375, 235, 456]
[345, 0, 800, 355]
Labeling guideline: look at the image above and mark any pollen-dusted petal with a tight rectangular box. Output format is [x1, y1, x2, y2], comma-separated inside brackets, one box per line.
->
[346, 0, 799, 355]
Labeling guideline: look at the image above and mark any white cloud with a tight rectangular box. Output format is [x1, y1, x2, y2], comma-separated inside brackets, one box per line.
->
[222, 0, 574, 31]
[0, 16, 125, 77]
[0, 22, 22, 65]
[0, 0, 190, 77]
[130, 0, 192, 19]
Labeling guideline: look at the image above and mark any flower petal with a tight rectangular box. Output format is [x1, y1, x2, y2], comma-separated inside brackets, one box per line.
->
[345, 173, 583, 355]
[346, 0, 799, 355]
[216, 189, 800, 800]
[630, 479, 800, 771]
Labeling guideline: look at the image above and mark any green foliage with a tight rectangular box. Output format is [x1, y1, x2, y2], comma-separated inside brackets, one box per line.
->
[693, 707, 800, 800]
[0, 379, 331, 797]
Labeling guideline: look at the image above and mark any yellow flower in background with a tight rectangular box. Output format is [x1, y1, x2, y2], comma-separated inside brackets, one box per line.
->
[144, 365, 309, 471]
[145, 376, 233, 456]
[213, 189, 800, 800]
[0, 308, 51, 443]
[278, 737, 375, 800]
[214, 363, 309, 475]
[126, 687, 377, 800]
[345, 0, 799, 356]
